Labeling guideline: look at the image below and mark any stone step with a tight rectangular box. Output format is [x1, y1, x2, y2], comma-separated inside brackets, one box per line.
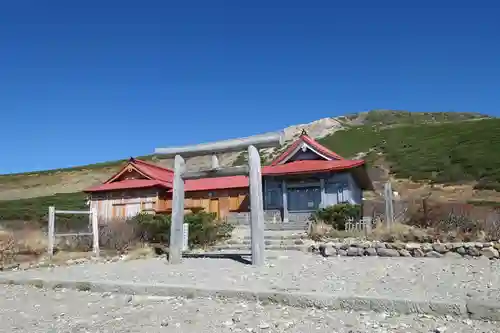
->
[210, 244, 308, 251]
[242, 234, 306, 240]
[234, 223, 309, 231]
[225, 238, 307, 246]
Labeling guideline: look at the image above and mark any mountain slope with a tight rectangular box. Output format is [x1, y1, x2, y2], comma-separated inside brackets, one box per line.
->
[0, 110, 494, 204]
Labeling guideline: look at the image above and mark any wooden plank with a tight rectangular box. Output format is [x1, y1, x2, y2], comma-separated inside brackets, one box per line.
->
[169, 155, 186, 264]
[182, 166, 249, 180]
[248, 145, 265, 266]
[54, 210, 91, 214]
[91, 208, 100, 257]
[155, 131, 284, 158]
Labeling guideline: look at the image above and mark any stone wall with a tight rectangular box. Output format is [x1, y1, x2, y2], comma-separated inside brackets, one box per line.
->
[312, 240, 500, 259]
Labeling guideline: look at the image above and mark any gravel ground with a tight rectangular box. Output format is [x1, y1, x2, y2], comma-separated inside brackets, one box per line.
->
[0, 284, 498, 333]
[2, 252, 499, 302]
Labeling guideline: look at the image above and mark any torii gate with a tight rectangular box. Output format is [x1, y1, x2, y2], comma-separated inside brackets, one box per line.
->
[155, 131, 284, 266]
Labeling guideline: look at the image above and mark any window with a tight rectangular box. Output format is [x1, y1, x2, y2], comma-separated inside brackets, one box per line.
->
[266, 189, 281, 208]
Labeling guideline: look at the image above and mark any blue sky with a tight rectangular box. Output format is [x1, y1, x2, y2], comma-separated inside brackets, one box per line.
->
[1, 1, 499, 174]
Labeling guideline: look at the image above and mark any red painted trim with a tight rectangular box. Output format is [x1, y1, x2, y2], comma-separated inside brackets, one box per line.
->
[269, 134, 344, 166]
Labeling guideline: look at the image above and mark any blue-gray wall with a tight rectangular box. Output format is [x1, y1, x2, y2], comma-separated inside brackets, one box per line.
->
[263, 172, 362, 211]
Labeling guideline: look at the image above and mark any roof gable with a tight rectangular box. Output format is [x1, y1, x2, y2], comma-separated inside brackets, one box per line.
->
[104, 158, 173, 185]
[269, 130, 344, 166]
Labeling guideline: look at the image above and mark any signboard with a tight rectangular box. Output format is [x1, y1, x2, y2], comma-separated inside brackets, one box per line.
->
[182, 223, 189, 251]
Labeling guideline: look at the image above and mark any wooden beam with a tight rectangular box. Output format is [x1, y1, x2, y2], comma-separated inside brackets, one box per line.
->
[155, 131, 284, 158]
[54, 210, 91, 214]
[248, 145, 265, 266]
[182, 166, 249, 180]
[169, 155, 186, 264]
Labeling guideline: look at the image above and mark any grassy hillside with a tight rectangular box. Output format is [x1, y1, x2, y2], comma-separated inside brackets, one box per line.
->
[0, 110, 496, 223]
[0, 192, 88, 226]
[319, 117, 500, 191]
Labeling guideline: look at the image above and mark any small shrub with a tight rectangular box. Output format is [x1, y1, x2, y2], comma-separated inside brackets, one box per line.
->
[133, 213, 171, 243]
[0, 230, 15, 264]
[99, 218, 139, 253]
[369, 222, 434, 243]
[131, 212, 234, 248]
[311, 204, 361, 230]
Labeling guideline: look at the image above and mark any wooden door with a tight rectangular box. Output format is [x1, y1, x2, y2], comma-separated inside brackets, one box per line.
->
[209, 199, 220, 218]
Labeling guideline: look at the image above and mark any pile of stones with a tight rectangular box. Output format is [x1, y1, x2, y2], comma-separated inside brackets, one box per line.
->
[312, 240, 500, 259]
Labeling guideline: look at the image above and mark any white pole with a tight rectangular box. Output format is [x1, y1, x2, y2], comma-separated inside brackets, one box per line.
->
[169, 154, 186, 264]
[48, 206, 55, 258]
[182, 223, 189, 251]
[91, 208, 100, 257]
[248, 145, 265, 266]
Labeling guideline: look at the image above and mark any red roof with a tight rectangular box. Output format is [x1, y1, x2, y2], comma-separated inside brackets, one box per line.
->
[269, 133, 344, 166]
[184, 176, 248, 192]
[85, 179, 171, 192]
[85, 132, 367, 193]
[262, 159, 364, 176]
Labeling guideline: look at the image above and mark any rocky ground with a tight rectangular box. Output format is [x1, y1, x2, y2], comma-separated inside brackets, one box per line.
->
[1, 284, 499, 333]
[2, 252, 500, 303]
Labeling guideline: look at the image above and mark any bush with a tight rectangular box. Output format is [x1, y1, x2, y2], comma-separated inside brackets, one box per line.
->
[311, 204, 361, 230]
[131, 212, 234, 248]
[99, 218, 139, 253]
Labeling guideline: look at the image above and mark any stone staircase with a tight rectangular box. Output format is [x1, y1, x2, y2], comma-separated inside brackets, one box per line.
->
[209, 221, 311, 252]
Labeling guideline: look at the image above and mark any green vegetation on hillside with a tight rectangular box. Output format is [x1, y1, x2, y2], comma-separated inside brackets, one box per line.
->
[0, 192, 87, 224]
[318, 118, 500, 190]
[358, 109, 488, 126]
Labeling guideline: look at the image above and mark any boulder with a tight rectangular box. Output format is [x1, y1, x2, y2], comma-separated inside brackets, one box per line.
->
[456, 247, 466, 255]
[377, 248, 400, 257]
[338, 249, 348, 256]
[390, 242, 406, 250]
[372, 242, 387, 249]
[413, 249, 425, 257]
[405, 243, 421, 251]
[467, 247, 481, 257]
[422, 243, 433, 252]
[319, 244, 337, 257]
[425, 251, 443, 258]
[347, 247, 361, 256]
[432, 243, 448, 254]
[480, 247, 499, 259]
[399, 249, 412, 257]
[364, 248, 377, 256]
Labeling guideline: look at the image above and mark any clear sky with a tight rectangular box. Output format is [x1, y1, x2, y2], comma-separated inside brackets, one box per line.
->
[1, 1, 499, 174]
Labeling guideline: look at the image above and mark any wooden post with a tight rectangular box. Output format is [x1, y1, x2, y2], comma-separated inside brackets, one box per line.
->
[248, 145, 265, 266]
[384, 182, 394, 228]
[48, 206, 55, 258]
[91, 208, 100, 257]
[281, 180, 289, 222]
[319, 178, 326, 208]
[169, 154, 186, 264]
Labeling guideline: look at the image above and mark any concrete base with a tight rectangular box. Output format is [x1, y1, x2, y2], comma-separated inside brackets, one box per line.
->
[3, 276, 497, 320]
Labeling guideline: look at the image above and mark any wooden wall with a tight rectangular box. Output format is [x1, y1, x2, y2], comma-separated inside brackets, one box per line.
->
[90, 187, 250, 221]
[158, 188, 249, 219]
[89, 188, 158, 221]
